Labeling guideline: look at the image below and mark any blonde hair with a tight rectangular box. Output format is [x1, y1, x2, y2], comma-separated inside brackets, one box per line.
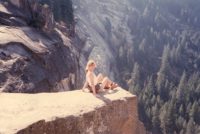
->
[85, 60, 95, 73]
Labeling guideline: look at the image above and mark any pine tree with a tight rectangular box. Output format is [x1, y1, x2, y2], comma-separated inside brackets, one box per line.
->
[144, 76, 155, 98]
[160, 101, 176, 134]
[175, 43, 182, 63]
[176, 71, 186, 103]
[186, 118, 196, 134]
[178, 104, 184, 117]
[189, 101, 199, 123]
[156, 45, 170, 95]
[176, 116, 185, 133]
[160, 103, 168, 134]
[129, 62, 140, 95]
[152, 103, 161, 134]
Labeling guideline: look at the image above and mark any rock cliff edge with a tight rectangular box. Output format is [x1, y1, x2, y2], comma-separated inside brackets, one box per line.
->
[0, 88, 145, 134]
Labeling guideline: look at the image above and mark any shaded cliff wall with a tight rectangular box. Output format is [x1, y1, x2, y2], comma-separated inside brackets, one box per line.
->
[0, 0, 80, 93]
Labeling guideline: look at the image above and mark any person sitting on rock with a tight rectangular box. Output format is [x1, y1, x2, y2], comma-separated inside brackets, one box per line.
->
[82, 59, 118, 96]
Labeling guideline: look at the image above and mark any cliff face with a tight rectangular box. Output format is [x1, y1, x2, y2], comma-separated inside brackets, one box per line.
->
[0, 0, 80, 93]
[0, 88, 145, 134]
[73, 0, 135, 83]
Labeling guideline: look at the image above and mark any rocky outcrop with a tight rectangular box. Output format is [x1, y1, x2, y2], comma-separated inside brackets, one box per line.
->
[0, 0, 80, 93]
[0, 88, 145, 134]
[1, 0, 55, 32]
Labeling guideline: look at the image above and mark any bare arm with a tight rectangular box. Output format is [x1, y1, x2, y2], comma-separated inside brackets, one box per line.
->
[82, 81, 88, 91]
[86, 72, 96, 95]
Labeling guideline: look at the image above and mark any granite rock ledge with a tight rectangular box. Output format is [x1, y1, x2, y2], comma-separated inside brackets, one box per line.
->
[0, 88, 145, 134]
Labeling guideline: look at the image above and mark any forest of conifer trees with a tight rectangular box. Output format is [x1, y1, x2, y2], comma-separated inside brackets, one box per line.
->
[127, 0, 200, 133]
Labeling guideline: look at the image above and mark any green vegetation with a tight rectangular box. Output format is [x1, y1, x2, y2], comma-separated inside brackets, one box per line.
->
[126, 0, 200, 133]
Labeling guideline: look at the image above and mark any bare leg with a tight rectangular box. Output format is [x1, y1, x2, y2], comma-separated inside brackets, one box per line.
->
[101, 77, 112, 89]
[82, 81, 88, 89]
[96, 73, 104, 83]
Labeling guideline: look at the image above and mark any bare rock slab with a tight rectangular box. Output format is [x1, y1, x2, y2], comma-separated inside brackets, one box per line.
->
[0, 88, 145, 134]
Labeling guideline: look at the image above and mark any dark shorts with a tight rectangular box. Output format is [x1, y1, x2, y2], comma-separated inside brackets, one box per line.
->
[88, 83, 101, 93]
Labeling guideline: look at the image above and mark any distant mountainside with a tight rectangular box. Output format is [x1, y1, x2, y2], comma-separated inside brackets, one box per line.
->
[39, 0, 200, 87]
